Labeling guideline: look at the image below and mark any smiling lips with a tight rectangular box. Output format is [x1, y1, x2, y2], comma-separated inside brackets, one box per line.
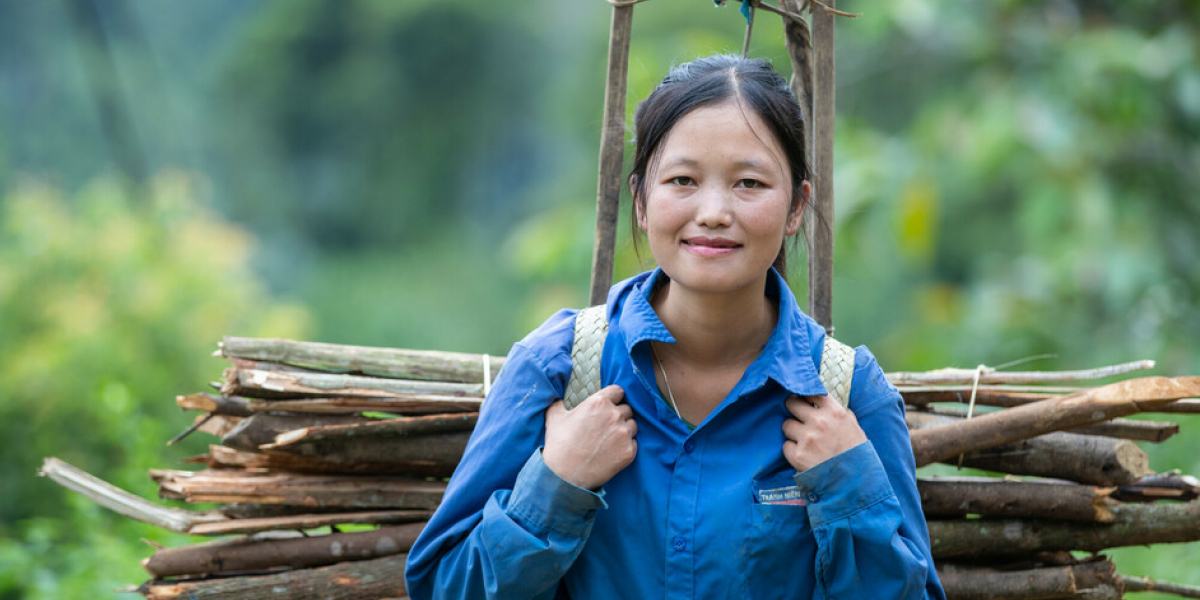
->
[682, 236, 742, 257]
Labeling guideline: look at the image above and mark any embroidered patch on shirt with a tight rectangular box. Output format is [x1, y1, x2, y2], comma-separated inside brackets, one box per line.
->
[755, 485, 808, 506]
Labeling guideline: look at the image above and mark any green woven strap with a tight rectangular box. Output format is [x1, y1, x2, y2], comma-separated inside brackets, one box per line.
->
[564, 304, 854, 409]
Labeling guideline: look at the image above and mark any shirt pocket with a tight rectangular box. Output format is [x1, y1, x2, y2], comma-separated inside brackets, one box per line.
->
[744, 470, 818, 600]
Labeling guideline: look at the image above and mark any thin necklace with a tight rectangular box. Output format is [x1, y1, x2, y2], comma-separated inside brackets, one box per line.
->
[650, 342, 683, 418]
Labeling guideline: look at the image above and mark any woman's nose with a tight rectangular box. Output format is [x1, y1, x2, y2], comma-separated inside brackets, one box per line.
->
[693, 185, 734, 228]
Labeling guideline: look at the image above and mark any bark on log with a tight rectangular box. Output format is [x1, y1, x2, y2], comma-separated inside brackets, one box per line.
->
[907, 412, 1152, 486]
[222, 413, 371, 451]
[889, 360, 1154, 385]
[138, 553, 407, 599]
[937, 559, 1116, 600]
[905, 388, 1200, 415]
[152, 469, 445, 510]
[927, 499, 1200, 559]
[221, 336, 505, 384]
[189, 509, 433, 536]
[918, 478, 1118, 522]
[143, 523, 424, 577]
[245, 397, 481, 415]
[38, 457, 227, 533]
[270, 412, 479, 444]
[912, 404, 1179, 442]
[193, 444, 437, 476]
[260, 431, 471, 478]
[177, 393, 254, 417]
[909, 376, 1200, 467]
[222, 368, 483, 401]
[1120, 575, 1200, 598]
[1114, 472, 1200, 503]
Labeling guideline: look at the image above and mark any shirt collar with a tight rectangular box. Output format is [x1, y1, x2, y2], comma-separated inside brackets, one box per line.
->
[608, 268, 827, 397]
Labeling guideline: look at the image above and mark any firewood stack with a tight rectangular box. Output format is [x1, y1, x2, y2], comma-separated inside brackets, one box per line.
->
[39, 337, 1200, 599]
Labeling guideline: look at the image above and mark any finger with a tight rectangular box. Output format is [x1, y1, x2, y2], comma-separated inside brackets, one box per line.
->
[616, 402, 634, 420]
[590, 384, 625, 405]
[785, 395, 815, 419]
[808, 393, 835, 409]
[626, 418, 638, 438]
[782, 417, 805, 441]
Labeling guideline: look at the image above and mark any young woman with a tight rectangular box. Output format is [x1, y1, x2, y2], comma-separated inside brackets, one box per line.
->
[406, 54, 945, 600]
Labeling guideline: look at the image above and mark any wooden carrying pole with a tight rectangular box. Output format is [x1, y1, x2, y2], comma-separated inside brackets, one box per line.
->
[589, 4, 634, 306]
[807, 2, 836, 331]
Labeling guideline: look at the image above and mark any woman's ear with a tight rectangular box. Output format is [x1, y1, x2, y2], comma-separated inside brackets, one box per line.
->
[631, 176, 649, 231]
[784, 180, 811, 236]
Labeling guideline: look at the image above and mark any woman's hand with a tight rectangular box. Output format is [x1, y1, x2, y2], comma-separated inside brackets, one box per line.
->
[782, 394, 867, 472]
[543, 385, 638, 490]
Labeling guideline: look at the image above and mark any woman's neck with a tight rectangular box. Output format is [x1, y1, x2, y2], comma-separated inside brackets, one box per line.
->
[651, 275, 778, 368]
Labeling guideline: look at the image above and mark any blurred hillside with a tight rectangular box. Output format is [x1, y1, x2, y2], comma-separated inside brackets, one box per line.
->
[0, 0, 1197, 596]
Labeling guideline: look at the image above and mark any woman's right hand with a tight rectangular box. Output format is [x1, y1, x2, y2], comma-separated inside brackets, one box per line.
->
[543, 385, 638, 491]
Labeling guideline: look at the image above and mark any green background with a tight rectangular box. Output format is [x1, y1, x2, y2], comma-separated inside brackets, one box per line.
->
[0, 0, 1196, 596]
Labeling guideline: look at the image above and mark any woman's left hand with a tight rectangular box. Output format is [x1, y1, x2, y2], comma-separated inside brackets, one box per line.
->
[782, 394, 868, 472]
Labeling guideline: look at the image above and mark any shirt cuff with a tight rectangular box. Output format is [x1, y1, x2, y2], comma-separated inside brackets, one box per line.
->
[793, 441, 895, 528]
[507, 448, 608, 538]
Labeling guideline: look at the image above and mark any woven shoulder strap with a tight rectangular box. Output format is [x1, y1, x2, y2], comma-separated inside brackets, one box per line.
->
[564, 304, 609, 410]
[819, 336, 855, 407]
[564, 303, 854, 409]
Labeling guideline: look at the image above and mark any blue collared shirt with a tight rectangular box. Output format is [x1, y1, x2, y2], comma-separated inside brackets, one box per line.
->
[406, 269, 945, 600]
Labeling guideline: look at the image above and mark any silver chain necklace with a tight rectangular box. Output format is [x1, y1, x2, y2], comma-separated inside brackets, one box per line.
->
[650, 342, 683, 419]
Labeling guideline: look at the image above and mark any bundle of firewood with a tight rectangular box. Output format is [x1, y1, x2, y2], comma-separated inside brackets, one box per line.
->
[40, 337, 1200, 599]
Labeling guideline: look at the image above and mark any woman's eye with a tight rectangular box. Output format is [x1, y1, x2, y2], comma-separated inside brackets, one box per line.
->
[737, 179, 764, 189]
[668, 176, 694, 186]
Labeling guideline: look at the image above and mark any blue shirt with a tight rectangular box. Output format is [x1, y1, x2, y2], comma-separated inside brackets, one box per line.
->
[406, 269, 946, 600]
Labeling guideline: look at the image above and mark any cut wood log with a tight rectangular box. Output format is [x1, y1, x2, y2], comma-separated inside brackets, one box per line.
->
[1067, 418, 1179, 443]
[260, 431, 471, 478]
[889, 360, 1154, 385]
[927, 498, 1200, 559]
[270, 412, 479, 444]
[221, 336, 504, 384]
[138, 553, 407, 599]
[143, 523, 424, 577]
[222, 413, 371, 451]
[222, 368, 483, 401]
[177, 393, 254, 417]
[152, 469, 446, 510]
[937, 559, 1116, 600]
[913, 404, 1180, 443]
[909, 376, 1200, 467]
[1114, 472, 1200, 503]
[191, 445, 419, 475]
[243, 397, 481, 415]
[907, 412, 1152, 486]
[1120, 575, 1200, 598]
[918, 478, 1118, 522]
[189, 510, 433, 536]
[197, 414, 241, 438]
[909, 389, 1200, 415]
[902, 390, 1056, 408]
[38, 457, 227, 533]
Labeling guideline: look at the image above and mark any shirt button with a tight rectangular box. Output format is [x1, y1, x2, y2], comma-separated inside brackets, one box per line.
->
[673, 536, 687, 551]
[806, 491, 820, 503]
[683, 441, 695, 454]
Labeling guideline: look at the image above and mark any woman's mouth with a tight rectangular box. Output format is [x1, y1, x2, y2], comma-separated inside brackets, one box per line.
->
[683, 236, 742, 257]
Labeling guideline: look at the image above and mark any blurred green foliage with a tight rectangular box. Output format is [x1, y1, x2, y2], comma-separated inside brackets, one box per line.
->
[0, 0, 1197, 596]
[0, 173, 308, 597]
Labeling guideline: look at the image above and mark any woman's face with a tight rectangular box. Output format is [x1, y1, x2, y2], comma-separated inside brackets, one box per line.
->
[637, 100, 803, 299]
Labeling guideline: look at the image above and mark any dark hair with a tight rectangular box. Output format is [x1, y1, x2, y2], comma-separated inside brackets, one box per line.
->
[628, 54, 810, 276]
